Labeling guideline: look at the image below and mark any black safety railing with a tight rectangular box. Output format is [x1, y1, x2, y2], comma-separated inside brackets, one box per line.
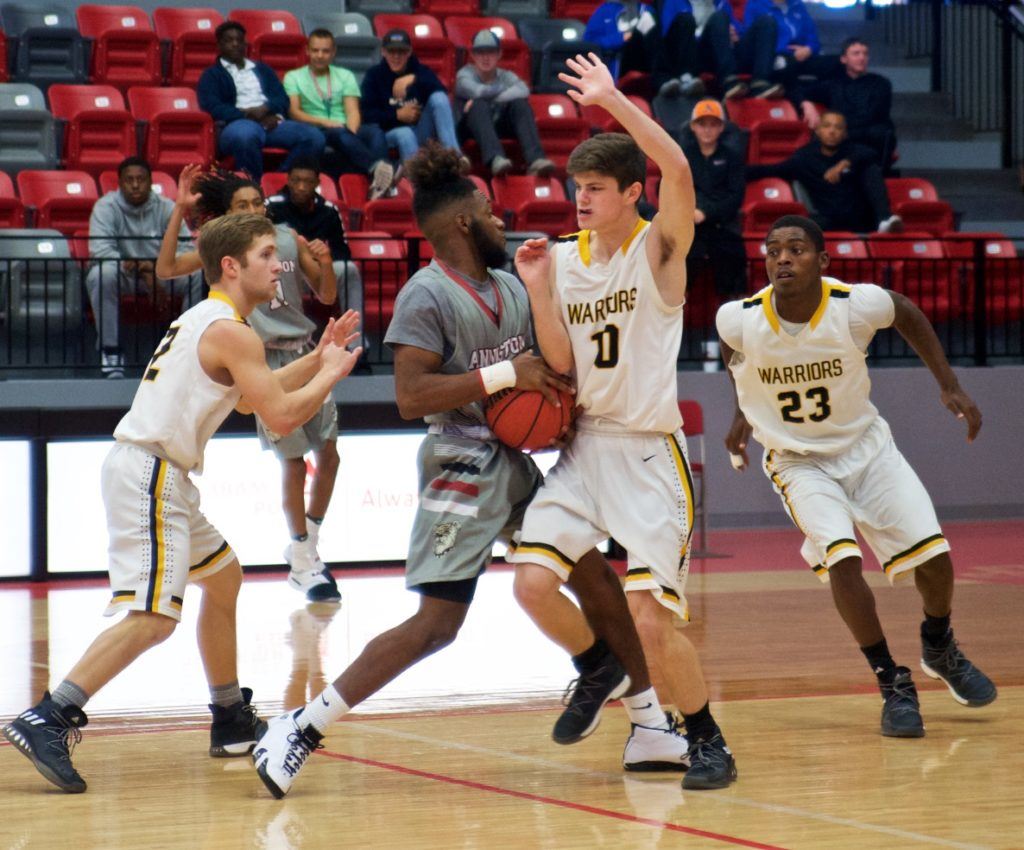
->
[1, 233, 1021, 376]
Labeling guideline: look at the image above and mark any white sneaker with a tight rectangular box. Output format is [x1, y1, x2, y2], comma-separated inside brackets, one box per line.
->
[285, 541, 341, 603]
[100, 350, 125, 379]
[368, 160, 395, 201]
[253, 710, 322, 799]
[679, 73, 705, 98]
[622, 723, 691, 772]
[878, 214, 904, 234]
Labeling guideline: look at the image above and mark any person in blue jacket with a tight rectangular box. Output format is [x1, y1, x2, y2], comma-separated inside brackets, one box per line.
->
[743, 0, 837, 93]
[655, 0, 780, 98]
[584, 1, 663, 82]
[197, 21, 325, 180]
[360, 29, 466, 166]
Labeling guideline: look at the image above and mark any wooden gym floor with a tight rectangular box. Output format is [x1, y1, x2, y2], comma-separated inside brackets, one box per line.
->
[1, 520, 1022, 850]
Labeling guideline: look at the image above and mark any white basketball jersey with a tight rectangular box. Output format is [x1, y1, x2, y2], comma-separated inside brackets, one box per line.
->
[114, 292, 244, 473]
[554, 219, 683, 433]
[726, 278, 879, 455]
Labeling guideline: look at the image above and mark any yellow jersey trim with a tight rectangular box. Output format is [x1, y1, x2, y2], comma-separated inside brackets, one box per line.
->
[208, 290, 243, 321]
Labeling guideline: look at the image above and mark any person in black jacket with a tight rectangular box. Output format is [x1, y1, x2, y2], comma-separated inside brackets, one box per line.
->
[747, 110, 902, 233]
[684, 100, 746, 298]
[360, 30, 466, 166]
[796, 38, 897, 170]
[197, 21, 324, 179]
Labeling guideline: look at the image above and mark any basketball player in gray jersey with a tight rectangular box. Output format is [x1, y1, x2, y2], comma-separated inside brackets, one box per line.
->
[157, 167, 343, 603]
[252, 143, 688, 800]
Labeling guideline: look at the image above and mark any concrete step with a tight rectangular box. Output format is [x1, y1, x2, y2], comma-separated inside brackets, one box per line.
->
[896, 134, 1003, 170]
[873, 60, 931, 94]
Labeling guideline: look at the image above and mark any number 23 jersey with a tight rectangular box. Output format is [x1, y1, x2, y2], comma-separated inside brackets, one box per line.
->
[716, 279, 895, 456]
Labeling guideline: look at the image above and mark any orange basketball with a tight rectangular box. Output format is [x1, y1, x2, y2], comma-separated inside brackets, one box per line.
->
[486, 388, 575, 451]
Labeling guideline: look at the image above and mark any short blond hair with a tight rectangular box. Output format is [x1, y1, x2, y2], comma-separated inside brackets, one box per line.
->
[198, 214, 275, 283]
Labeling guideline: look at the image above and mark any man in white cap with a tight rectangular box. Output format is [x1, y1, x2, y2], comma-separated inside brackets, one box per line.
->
[455, 30, 555, 178]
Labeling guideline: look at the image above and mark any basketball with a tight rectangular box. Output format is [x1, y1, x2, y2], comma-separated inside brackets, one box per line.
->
[486, 388, 575, 451]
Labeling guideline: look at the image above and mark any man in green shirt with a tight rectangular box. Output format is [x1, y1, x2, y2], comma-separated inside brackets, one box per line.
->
[285, 29, 395, 200]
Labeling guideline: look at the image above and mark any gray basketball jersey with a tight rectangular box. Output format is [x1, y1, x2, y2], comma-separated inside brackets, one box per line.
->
[386, 260, 533, 428]
[247, 224, 316, 343]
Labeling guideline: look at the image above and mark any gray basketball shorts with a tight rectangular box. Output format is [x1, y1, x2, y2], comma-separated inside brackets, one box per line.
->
[405, 433, 542, 588]
[255, 345, 339, 459]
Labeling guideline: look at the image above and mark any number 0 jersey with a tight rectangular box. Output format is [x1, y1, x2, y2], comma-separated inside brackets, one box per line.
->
[716, 279, 894, 456]
[554, 219, 683, 433]
[113, 292, 245, 473]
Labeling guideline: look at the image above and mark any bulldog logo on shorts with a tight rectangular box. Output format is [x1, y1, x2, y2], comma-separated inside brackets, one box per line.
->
[433, 520, 460, 556]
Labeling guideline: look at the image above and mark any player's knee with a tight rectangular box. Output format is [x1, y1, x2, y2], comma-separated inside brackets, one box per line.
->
[630, 595, 671, 655]
[828, 557, 864, 586]
[419, 617, 463, 654]
[125, 611, 177, 647]
[513, 565, 560, 613]
[317, 441, 339, 473]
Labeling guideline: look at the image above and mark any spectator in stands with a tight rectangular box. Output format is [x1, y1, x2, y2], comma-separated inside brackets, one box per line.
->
[198, 21, 325, 180]
[743, 0, 837, 94]
[655, 0, 781, 99]
[284, 29, 395, 200]
[360, 29, 467, 168]
[747, 110, 903, 233]
[266, 156, 363, 321]
[85, 157, 200, 378]
[455, 30, 556, 178]
[584, 0, 664, 82]
[683, 99, 746, 300]
[797, 37, 897, 171]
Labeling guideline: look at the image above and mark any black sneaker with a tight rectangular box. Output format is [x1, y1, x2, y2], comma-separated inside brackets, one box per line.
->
[920, 633, 997, 707]
[210, 687, 267, 757]
[2, 693, 89, 792]
[682, 734, 737, 790]
[880, 667, 925, 738]
[552, 654, 630, 745]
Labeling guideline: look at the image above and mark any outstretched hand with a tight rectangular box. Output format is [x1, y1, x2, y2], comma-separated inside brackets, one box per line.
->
[514, 238, 551, 293]
[558, 53, 617, 107]
[941, 385, 982, 442]
[176, 163, 204, 210]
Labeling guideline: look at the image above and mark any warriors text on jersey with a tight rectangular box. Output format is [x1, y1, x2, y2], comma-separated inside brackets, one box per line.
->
[554, 219, 683, 433]
[716, 279, 896, 455]
[113, 292, 245, 472]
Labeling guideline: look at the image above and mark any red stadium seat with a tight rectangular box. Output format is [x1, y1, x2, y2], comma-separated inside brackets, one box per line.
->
[580, 96, 653, 136]
[528, 94, 588, 174]
[261, 171, 339, 203]
[47, 84, 137, 176]
[885, 177, 939, 205]
[227, 9, 307, 79]
[0, 172, 26, 227]
[551, 0, 602, 20]
[373, 14, 455, 87]
[823, 231, 871, 283]
[941, 232, 1023, 323]
[892, 200, 954, 237]
[340, 172, 416, 235]
[418, 0, 481, 20]
[726, 99, 809, 164]
[402, 229, 435, 267]
[348, 236, 407, 334]
[444, 17, 531, 82]
[17, 170, 98, 234]
[743, 178, 794, 206]
[154, 7, 224, 87]
[98, 169, 177, 200]
[127, 87, 215, 176]
[75, 5, 161, 90]
[867, 233, 957, 322]
[491, 174, 577, 235]
[742, 200, 807, 235]
[0, 27, 9, 83]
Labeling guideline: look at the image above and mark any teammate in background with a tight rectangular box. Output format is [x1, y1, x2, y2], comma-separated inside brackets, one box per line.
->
[156, 166, 343, 603]
[251, 142, 689, 800]
[716, 214, 996, 737]
[510, 53, 737, 791]
[2, 215, 362, 793]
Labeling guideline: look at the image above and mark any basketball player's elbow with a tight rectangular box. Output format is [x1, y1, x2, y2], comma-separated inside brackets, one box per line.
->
[395, 393, 426, 420]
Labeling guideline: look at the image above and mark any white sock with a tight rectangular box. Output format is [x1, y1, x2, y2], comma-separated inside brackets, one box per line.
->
[306, 515, 323, 547]
[298, 684, 350, 734]
[622, 688, 669, 729]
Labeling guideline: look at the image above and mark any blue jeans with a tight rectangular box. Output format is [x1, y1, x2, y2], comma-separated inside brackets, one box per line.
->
[218, 118, 325, 179]
[322, 124, 389, 173]
[382, 91, 461, 162]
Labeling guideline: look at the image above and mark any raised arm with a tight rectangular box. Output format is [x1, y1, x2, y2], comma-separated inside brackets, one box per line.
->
[156, 164, 203, 279]
[560, 53, 694, 305]
[889, 290, 981, 441]
[515, 238, 574, 375]
[296, 233, 337, 304]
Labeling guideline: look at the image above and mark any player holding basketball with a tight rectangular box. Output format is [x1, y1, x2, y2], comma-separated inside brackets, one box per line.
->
[509, 53, 737, 790]
[251, 142, 689, 800]
[2, 215, 362, 793]
[157, 167, 344, 604]
[716, 214, 996, 737]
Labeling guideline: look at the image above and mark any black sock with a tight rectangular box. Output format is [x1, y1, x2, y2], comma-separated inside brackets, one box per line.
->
[571, 638, 610, 674]
[292, 532, 308, 542]
[306, 514, 324, 526]
[921, 611, 952, 647]
[862, 638, 897, 685]
[683, 701, 720, 743]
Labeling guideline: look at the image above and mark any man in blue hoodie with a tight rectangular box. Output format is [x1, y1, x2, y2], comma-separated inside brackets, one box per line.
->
[360, 30, 466, 166]
[743, 0, 837, 93]
[197, 21, 325, 180]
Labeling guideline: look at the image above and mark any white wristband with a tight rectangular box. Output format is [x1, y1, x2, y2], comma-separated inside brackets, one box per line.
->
[479, 360, 517, 395]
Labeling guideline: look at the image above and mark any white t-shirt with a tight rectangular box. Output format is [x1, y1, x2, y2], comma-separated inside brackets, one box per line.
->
[221, 58, 267, 111]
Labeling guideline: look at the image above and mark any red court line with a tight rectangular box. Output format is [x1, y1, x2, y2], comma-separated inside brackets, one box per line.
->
[316, 749, 786, 850]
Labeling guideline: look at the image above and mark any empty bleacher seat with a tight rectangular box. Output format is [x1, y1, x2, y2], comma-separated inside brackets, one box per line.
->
[867, 233, 957, 322]
[17, 169, 98, 234]
[348, 0, 412, 16]
[76, 5, 161, 90]
[519, 18, 593, 92]
[550, 0, 602, 20]
[726, 99, 809, 164]
[481, 0, 549, 21]
[823, 231, 871, 283]
[419, 0, 481, 19]
[581, 95, 652, 135]
[0, 82, 59, 173]
[491, 173, 577, 235]
[47, 84, 137, 176]
[941, 232, 1023, 324]
[348, 235, 407, 334]
[0, 171, 26, 226]
[527, 94, 589, 174]
[127, 86, 215, 177]
[153, 7, 224, 87]
[741, 177, 804, 233]
[0, 4, 88, 88]
[227, 9, 307, 79]
[0, 228, 81, 330]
